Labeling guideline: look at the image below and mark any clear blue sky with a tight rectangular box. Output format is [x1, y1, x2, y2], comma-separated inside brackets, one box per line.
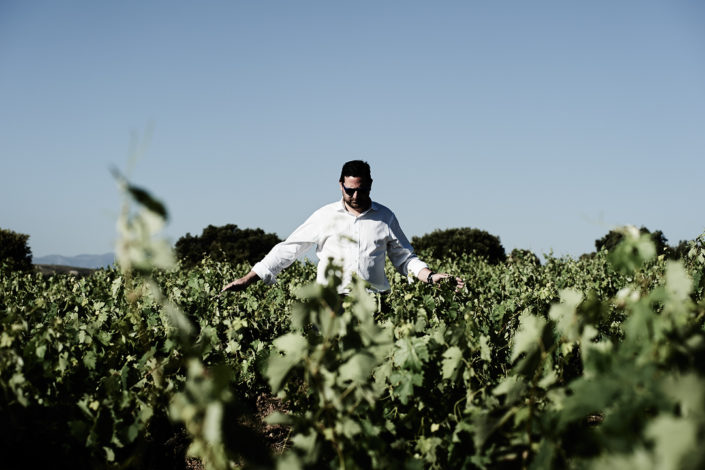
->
[2, 1, 704, 259]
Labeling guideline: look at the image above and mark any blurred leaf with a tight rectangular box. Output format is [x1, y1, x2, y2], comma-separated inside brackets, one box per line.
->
[511, 311, 547, 363]
[126, 184, 168, 219]
[338, 352, 377, 385]
[267, 353, 300, 393]
[273, 333, 308, 361]
[549, 289, 583, 342]
[493, 375, 527, 405]
[645, 415, 698, 470]
[163, 301, 194, 339]
[203, 402, 223, 444]
[530, 439, 556, 470]
[442, 346, 463, 380]
[665, 262, 692, 301]
[608, 228, 656, 274]
[265, 412, 293, 426]
[291, 430, 317, 455]
[337, 417, 362, 438]
[661, 374, 705, 418]
[276, 452, 303, 470]
[479, 334, 492, 362]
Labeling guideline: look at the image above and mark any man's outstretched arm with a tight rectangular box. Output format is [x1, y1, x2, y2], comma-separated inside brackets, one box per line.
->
[222, 270, 261, 292]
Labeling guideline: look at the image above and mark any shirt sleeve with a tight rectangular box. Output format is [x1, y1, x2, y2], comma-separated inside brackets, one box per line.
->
[386, 214, 428, 277]
[251, 211, 320, 284]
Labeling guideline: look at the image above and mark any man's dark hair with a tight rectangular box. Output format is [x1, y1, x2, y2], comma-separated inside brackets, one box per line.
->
[339, 160, 372, 185]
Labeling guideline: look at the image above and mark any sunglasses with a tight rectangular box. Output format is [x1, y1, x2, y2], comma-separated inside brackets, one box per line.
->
[342, 184, 371, 196]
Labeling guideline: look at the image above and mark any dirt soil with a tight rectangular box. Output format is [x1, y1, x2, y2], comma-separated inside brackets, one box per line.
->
[253, 393, 291, 455]
[178, 392, 290, 469]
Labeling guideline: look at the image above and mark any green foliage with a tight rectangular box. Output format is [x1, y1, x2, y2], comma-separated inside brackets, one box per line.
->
[508, 248, 541, 266]
[0, 227, 33, 271]
[3, 170, 705, 470]
[595, 225, 670, 256]
[671, 239, 691, 260]
[175, 224, 282, 269]
[265, 271, 396, 468]
[412, 227, 507, 264]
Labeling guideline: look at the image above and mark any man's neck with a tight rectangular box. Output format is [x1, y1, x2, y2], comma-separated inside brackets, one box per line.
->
[343, 200, 371, 216]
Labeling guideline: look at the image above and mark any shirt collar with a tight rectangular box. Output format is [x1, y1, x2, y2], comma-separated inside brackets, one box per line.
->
[337, 198, 378, 215]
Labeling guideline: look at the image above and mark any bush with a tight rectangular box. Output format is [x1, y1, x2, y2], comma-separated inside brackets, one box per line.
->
[508, 248, 541, 266]
[670, 239, 691, 260]
[411, 227, 506, 264]
[0, 228, 33, 271]
[595, 226, 670, 256]
[175, 224, 281, 269]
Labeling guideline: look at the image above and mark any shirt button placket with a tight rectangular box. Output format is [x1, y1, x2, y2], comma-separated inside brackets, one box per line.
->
[347, 216, 356, 275]
[354, 218, 361, 274]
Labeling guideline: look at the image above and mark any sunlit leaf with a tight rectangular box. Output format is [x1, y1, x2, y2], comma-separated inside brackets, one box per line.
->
[338, 352, 377, 385]
[645, 415, 697, 470]
[273, 333, 308, 360]
[441, 346, 463, 380]
[549, 288, 583, 342]
[492, 375, 527, 405]
[267, 353, 299, 393]
[511, 311, 547, 363]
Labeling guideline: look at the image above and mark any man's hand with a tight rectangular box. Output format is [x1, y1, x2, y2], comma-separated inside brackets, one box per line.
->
[431, 273, 465, 291]
[420, 269, 465, 291]
[221, 270, 260, 293]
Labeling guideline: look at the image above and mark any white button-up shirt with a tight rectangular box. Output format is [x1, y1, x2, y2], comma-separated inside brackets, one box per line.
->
[252, 199, 428, 292]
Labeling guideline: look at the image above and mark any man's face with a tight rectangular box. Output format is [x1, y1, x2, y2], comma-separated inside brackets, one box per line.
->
[340, 176, 372, 211]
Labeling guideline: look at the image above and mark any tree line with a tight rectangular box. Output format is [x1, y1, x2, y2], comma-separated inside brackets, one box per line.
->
[0, 224, 693, 272]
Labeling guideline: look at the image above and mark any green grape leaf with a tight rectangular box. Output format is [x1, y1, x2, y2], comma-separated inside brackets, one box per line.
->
[441, 346, 463, 380]
[661, 374, 705, 418]
[203, 402, 223, 444]
[273, 333, 308, 361]
[390, 370, 423, 405]
[83, 350, 97, 370]
[645, 415, 697, 470]
[127, 184, 168, 219]
[338, 352, 377, 385]
[479, 335, 492, 362]
[265, 412, 293, 426]
[394, 337, 429, 371]
[266, 353, 300, 393]
[549, 288, 583, 343]
[665, 261, 692, 302]
[336, 417, 362, 438]
[511, 311, 547, 363]
[291, 430, 318, 455]
[492, 375, 527, 405]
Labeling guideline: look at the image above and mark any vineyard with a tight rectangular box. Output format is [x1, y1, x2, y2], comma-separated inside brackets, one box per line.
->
[2, 183, 705, 469]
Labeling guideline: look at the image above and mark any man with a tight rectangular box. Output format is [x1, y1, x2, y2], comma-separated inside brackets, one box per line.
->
[222, 160, 463, 294]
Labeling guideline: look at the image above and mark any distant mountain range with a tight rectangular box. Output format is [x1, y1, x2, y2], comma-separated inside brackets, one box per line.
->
[34, 253, 115, 269]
